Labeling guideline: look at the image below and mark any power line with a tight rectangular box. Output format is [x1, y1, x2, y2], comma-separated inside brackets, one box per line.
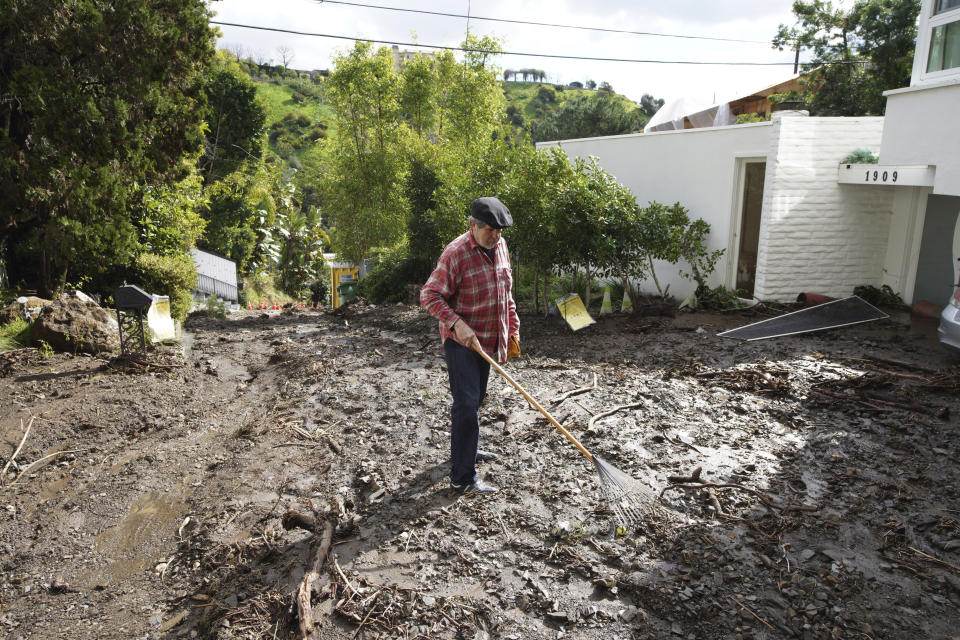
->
[211, 21, 802, 66]
[315, 0, 771, 45]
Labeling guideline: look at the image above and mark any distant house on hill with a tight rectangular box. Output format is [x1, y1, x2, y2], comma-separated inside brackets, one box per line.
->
[391, 45, 435, 70]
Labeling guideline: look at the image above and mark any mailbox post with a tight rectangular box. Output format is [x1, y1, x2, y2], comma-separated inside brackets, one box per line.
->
[114, 283, 153, 357]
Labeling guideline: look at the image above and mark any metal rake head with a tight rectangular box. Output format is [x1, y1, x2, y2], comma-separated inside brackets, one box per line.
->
[592, 455, 669, 526]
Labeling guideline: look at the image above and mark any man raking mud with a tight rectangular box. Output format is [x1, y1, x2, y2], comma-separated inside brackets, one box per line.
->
[420, 197, 520, 494]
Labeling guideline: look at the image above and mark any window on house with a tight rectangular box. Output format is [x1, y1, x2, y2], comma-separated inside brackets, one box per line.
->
[934, 0, 960, 14]
[927, 18, 960, 72]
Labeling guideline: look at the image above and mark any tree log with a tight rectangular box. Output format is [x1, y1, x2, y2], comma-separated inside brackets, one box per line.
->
[295, 519, 334, 640]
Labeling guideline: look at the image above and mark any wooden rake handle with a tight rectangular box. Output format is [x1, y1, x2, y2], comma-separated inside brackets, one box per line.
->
[472, 343, 594, 463]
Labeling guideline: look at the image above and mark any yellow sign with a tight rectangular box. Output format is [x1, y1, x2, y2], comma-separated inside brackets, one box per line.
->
[555, 294, 596, 331]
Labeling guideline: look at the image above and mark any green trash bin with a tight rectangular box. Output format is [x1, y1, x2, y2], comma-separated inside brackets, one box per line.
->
[337, 279, 359, 305]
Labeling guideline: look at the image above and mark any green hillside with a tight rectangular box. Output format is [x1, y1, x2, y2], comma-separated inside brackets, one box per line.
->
[252, 78, 335, 174]
[502, 81, 641, 124]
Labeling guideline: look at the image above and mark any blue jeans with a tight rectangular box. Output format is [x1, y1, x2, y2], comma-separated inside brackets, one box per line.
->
[444, 338, 490, 485]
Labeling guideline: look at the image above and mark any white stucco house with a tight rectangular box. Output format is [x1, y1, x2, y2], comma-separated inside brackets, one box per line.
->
[536, 0, 960, 306]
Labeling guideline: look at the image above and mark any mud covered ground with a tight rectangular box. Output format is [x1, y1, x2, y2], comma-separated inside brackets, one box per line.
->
[1, 299, 959, 640]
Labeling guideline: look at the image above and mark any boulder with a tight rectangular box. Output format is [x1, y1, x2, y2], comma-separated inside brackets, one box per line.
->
[30, 294, 120, 355]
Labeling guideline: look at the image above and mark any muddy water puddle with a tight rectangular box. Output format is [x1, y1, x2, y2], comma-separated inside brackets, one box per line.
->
[88, 490, 189, 586]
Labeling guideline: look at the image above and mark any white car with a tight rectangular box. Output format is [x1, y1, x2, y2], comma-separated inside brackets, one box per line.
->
[940, 278, 960, 355]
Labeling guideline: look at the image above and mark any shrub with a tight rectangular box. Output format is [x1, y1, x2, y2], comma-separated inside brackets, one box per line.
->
[133, 252, 198, 321]
[0, 318, 31, 352]
[203, 296, 229, 319]
[842, 149, 879, 164]
[359, 248, 434, 304]
[853, 284, 908, 309]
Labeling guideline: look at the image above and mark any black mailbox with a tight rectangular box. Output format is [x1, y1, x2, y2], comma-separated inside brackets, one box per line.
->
[114, 283, 154, 357]
[115, 284, 153, 312]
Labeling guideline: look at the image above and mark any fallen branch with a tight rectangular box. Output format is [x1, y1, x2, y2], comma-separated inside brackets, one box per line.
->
[294, 519, 334, 640]
[863, 391, 946, 418]
[2, 417, 34, 482]
[863, 355, 939, 375]
[587, 402, 644, 431]
[550, 372, 598, 405]
[909, 546, 960, 575]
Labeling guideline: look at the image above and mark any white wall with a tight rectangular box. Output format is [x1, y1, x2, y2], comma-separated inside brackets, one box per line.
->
[538, 123, 772, 301]
[755, 115, 894, 301]
[881, 82, 960, 197]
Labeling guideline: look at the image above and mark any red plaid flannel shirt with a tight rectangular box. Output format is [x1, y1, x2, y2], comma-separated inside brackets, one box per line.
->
[420, 230, 519, 363]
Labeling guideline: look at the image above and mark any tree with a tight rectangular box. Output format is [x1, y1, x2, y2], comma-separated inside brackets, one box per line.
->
[585, 79, 597, 90]
[0, 0, 215, 296]
[324, 41, 407, 265]
[773, 0, 919, 115]
[640, 93, 665, 117]
[401, 53, 439, 136]
[198, 53, 267, 185]
[277, 45, 294, 70]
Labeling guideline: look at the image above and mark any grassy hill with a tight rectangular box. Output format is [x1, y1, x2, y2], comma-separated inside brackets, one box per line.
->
[252, 78, 334, 174]
[502, 81, 641, 123]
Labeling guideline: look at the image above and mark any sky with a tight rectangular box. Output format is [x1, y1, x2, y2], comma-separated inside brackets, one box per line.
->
[209, 0, 819, 108]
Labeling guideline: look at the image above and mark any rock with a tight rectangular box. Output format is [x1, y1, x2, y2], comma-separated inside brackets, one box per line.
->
[30, 294, 119, 354]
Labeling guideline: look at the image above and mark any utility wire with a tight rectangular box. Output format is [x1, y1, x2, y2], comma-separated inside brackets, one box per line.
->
[315, 0, 770, 44]
[211, 21, 809, 66]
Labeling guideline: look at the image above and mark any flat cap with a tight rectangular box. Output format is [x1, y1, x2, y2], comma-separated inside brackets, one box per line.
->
[470, 197, 513, 229]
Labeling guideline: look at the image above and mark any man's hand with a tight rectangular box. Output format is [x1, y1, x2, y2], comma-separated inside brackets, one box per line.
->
[453, 319, 480, 350]
[507, 334, 521, 360]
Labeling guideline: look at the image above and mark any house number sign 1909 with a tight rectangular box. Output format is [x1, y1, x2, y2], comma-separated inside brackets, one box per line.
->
[865, 169, 898, 183]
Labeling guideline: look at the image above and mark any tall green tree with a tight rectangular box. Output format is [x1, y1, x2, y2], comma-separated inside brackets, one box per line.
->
[324, 41, 407, 265]
[773, 0, 919, 115]
[199, 52, 267, 185]
[0, 0, 215, 295]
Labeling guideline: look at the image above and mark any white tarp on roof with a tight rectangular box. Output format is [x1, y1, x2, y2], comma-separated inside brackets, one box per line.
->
[646, 97, 736, 132]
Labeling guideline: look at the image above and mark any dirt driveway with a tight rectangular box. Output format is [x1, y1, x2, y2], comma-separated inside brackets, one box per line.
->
[1, 300, 958, 639]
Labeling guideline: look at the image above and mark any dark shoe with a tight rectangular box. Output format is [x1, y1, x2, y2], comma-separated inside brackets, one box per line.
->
[452, 478, 498, 494]
[475, 450, 498, 463]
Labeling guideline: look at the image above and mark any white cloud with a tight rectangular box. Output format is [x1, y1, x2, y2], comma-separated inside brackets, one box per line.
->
[209, 0, 805, 104]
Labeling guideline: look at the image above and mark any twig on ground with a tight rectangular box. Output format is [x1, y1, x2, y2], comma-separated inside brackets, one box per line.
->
[2, 417, 34, 481]
[909, 546, 960, 574]
[730, 596, 773, 629]
[333, 555, 360, 599]
[550, 372, 598, 405]
[587, 402, 644, 431]
[573, 400, 595, 416]
[11, 449, 81, 486]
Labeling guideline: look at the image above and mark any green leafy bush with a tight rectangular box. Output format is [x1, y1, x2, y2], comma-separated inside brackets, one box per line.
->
[133, 252, 198, 321]
[853, 284, 908, 309]
[203, 296, 229, 319]
[359, 247, 434, 304]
